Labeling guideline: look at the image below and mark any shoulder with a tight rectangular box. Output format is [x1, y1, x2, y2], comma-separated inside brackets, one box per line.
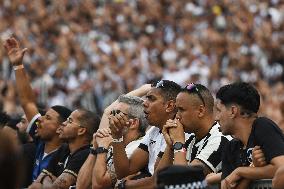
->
[253, 117, 284, 135]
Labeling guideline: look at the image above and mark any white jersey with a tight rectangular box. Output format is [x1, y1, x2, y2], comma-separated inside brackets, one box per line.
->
[138, 126, 166, 175]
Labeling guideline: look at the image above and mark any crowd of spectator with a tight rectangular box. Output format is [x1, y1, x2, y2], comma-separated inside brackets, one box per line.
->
[0, 0, 283, 128]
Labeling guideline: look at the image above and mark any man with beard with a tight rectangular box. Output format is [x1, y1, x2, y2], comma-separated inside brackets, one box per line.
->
[4, 37, 73, 186]
[29, 109, 100, 189]
[110, 80, 181, 188]
[215, 82, 284, 189]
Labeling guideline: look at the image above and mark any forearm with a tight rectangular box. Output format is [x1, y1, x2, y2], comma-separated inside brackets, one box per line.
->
[41, 176, 54, 189]
[125, 177, 155, 189]
[92, 153, 111, 187]
[237, 165, 276, 180]
[77, 154, 96, 189]
[126, 84, 151, 97]
[155, 146, 173, 173]
[235, 179, 251, 189]
[14, 69, 38, 121]
[112, 143, 132, 179]
[173, 151, 187, 166]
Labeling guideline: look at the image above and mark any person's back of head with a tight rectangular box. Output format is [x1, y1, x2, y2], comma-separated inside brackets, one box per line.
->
[77, 109, 101, 142]
[181, 83, 214, 114]
[0, 131, 23, 189]
[152, 80, 182, 102]
[118, 95, 148, 136]
[51, 105, 72, 124]
[216, 82, 260, 115]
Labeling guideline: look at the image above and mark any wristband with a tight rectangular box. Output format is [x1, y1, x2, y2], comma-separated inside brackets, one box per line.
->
[112, 136, 123, 143]
[174, 147, 187, 154]
[90, 147, 97, 155]
[94, 147, 108, 154]
[13, 64, 24, 70]
[40, 174, 52, 184]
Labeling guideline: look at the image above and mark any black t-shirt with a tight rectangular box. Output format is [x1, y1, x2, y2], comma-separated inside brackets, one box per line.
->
[222, 117, 284, 179]
[43, 144, 90, 179]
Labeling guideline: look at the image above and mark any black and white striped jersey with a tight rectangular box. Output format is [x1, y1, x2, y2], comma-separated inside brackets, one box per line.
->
[184, 122, 232, 173]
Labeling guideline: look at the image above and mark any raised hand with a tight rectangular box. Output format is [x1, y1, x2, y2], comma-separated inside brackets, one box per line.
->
[4, 37, 27, 66]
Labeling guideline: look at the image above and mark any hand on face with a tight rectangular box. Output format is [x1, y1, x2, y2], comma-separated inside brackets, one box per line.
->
[162, 119, 176, 146]
[108, 112, 129, 139]
[168, 119, 185, 144]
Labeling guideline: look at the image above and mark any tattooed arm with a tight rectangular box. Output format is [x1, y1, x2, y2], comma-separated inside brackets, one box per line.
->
[41, 173, 76, 189]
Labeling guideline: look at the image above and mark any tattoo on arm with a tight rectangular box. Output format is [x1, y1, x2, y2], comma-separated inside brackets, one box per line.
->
[52, 173, 76, 189]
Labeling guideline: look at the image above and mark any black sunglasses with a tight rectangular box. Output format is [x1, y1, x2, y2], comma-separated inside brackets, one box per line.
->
[184, 83, 205, 106]
[151, 80, 165, 88]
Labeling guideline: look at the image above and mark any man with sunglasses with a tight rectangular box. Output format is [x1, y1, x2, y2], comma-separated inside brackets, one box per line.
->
[215, 82, 284, 189]
[29, 109, 100, 189]
[157, 83, 230, 185]
[110, 80, 181, 188]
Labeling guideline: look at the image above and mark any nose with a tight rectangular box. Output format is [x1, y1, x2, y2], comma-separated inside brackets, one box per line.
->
[62, 120, 67, 127]
[175, 113, 181, 120]
[38, 116, 44, 123]
[143, 100, 148, 108]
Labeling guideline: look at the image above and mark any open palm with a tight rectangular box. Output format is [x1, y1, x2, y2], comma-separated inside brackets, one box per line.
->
[4, 37, 27, 66]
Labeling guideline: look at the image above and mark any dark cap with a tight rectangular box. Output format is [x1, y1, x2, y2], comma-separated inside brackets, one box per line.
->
[156, 165, 207, 189]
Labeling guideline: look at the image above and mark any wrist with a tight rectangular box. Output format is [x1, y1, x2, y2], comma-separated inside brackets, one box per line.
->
[112, 136, 123, 143]
[13, 64, 24, 70]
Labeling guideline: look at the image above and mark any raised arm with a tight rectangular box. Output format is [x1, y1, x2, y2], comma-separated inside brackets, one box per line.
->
[99, 84, 151, 129]
[4, 37, 39, 121]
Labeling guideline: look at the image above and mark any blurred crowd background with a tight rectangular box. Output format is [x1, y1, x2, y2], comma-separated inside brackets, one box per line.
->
[0, 0, 284, 130]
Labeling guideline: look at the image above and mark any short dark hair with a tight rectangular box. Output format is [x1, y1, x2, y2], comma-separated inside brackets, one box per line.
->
[77, 109, 101, 141]
[51, 105, 72, 123]
[152, 80, 181, 101]
[181, 84, 214, 113]
[216, 82, 260, 114]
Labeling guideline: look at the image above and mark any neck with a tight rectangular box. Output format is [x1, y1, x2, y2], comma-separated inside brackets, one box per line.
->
[123, 130, 141, 146]
[195, 117, 215, 140]
[68, 137, 89, 154]
[233, 117, 256, 147]
[44, 137, 61, 153]
[158, 113, 176, 129]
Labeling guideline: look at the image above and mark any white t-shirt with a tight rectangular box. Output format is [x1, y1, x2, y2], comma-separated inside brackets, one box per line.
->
[138, 126, 166, 175]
